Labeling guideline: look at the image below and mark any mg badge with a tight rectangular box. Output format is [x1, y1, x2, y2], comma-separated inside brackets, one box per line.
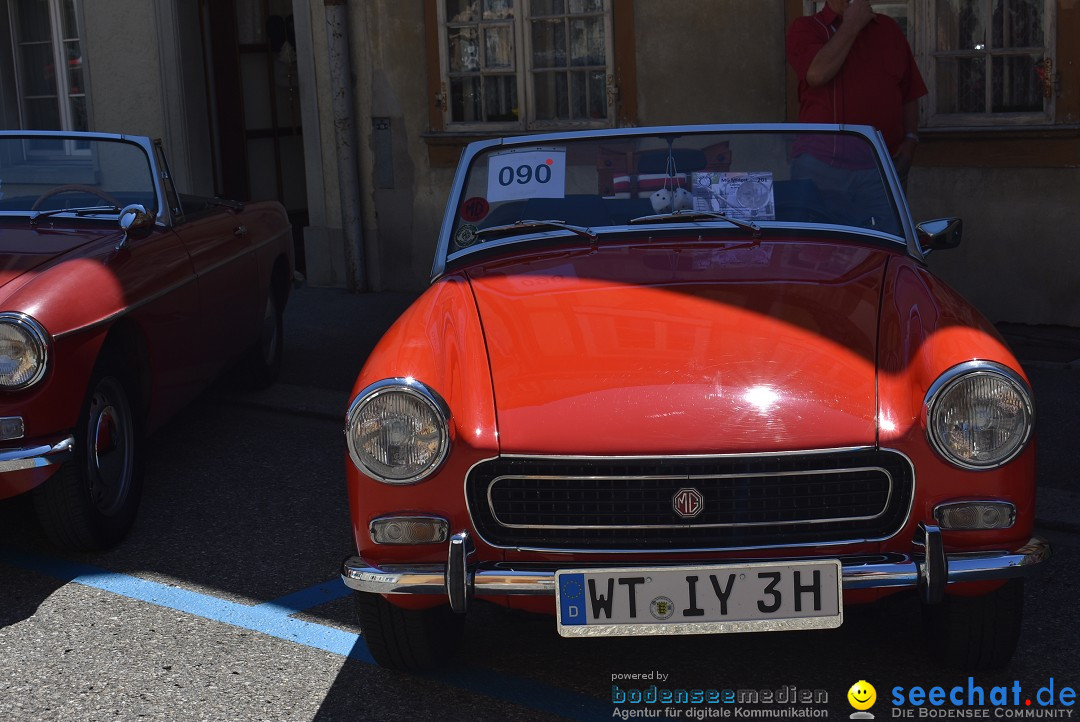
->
[673, 487, 704, 519]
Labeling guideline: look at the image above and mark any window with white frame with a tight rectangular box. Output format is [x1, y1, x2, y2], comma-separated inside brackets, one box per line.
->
[8, 0, 87, 132]
[437, 0, 615, 131]
[803, 0, 1056, 127]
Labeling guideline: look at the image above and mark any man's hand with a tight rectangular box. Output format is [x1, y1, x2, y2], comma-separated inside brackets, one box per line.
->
[842, 0, 874, 33]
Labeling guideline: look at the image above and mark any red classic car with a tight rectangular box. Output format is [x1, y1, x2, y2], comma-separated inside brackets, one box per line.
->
[340, 124, 1050, 671]
[0, 131, 293, 550]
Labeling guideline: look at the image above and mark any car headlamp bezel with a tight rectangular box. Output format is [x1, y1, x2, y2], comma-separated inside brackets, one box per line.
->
[0, 312, 50, 390]
[924, 360, 1034, 470]
[345, 377, 451, 484]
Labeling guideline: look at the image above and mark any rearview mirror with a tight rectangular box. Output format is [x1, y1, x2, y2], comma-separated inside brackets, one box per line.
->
[916, 217, 962, 253]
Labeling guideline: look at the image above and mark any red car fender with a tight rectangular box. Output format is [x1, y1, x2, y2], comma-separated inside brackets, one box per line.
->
[877, 256, 1035, 554]
[347, 273, 500, 565]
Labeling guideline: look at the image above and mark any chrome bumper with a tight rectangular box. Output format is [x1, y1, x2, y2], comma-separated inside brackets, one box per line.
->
[0, 435, 74, 473]
[341, 525, 1051, 613]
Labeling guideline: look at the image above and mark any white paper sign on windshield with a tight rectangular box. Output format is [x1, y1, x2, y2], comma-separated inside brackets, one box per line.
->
[691, 172, 775, 221]
[487, 148, 566, 202]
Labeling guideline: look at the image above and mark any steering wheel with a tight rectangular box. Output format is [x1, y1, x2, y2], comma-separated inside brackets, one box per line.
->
[31, 184, 122, 211]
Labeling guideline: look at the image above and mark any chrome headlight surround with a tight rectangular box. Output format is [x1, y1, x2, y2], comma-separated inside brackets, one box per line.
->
[0, 312, 50, 390]
[924, 360, 1034, 470]
[346, 378, 451, 484]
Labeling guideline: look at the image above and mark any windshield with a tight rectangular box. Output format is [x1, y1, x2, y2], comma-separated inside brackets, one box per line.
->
[445, 128, 902, 262]
[0, 135, 157, 217]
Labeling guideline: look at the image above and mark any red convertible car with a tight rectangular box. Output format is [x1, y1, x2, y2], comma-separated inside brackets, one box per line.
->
[340, 124, 1050, 671]
[0, 131, 293, 550]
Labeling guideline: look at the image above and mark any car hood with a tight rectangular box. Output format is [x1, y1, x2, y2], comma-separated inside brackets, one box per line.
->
[0, 227, 114, 291]
[467, 241, 890, 455]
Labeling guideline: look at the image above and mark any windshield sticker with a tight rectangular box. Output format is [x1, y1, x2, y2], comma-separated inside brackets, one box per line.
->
[487, 148, 566, 202]
[460, 196, 490, 223]
[692, 172, 775, 221]
[454, 223, 479, 248]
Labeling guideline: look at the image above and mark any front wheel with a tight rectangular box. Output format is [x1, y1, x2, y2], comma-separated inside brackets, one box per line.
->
[240, 287, 284, 389]
[924, 580, 1025, 670]
[355, 592, 465, 671]
[33, 364, 143, 550]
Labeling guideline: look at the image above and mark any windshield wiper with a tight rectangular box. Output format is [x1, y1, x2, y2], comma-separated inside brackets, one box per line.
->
[474, 219, 598, 242]
[30, 205, 122, 227]
[629, 210, 762, 240]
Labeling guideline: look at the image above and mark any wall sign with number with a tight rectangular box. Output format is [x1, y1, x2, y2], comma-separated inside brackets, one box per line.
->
[486, 148, 566, 202]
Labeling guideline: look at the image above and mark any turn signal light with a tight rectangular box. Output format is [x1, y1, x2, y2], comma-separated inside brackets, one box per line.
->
[933, 501, 1015, 530]
[369, 515, 449, 545]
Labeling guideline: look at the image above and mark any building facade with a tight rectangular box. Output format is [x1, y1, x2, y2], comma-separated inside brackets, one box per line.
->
[1, 0, 1076, 326]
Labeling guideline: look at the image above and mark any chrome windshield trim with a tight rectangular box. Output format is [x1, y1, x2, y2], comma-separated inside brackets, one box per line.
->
[341, 537, 1051, 596]
[486, 465, 894, 531]
[0, 435, 74, 473]
[431, 123, 915, 280]
[0, 131, 166, 226]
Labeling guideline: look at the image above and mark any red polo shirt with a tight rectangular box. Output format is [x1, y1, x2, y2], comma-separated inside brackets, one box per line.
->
[786, 5, 926, 155]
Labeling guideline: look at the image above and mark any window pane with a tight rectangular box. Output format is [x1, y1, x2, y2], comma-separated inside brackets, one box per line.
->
[531, 0, 565, 16]
[64, 39, 83, 94]
[25, 97, 61, 129]
[936, 0, 988, 52]
[569, 0, 603, 13]
[446, 0, 477, 22]
[60, 0, 79, 40]
[448, 26, 480, 72]
[992, 0, 1043, 48]
[19, 42, 59, 97]
[482, 0, 514, 19]
[569, 70, 586, 118]
[68, 94, 88, 131]
[936, 56, 986, 114]
[533, 70, 568, 120]
[484, 25, 513, 69]
[531, 18, 566, 69]
[992, 54, 1042, 112]
[588, 69, 607, 119]
[484, 74, 518, 120]
[450, 76, 482, 121]
[569, 17, 604, 67]
[16, 0, 53, 43]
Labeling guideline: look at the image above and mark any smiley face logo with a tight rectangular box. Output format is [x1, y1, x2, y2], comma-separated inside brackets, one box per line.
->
[847, 680, 877, 711]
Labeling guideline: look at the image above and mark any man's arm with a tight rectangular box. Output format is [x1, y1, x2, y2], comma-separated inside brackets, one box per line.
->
[805, 0, 874, 87]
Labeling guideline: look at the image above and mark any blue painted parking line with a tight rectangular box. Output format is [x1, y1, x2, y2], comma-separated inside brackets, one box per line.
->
[1, 547, 611, 720]
[0, 547, 368, 660]
[256, 577, 354, 615]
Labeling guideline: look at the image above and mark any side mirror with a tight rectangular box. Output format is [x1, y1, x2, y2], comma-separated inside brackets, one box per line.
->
[916, 217, 962, 253]
[116, 204, 154, 250]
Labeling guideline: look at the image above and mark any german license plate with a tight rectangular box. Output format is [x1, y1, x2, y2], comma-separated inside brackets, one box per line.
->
[555, 560, 842, 637]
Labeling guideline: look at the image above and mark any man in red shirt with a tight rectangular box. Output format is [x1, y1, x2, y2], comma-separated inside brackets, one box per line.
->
[787, 0, 927, 187]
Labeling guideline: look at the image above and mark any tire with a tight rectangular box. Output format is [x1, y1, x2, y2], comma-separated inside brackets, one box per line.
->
[924, 579, 1025, 670]
[355, 592, 465, 671]
[33, 362, 143, 551]
[241, 287, 284, 389]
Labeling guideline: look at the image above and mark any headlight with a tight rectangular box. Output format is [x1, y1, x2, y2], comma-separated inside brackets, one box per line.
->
[925, 361, 1033, 469]
[0, 313, 49, 389]
[346, 378, 450, 483]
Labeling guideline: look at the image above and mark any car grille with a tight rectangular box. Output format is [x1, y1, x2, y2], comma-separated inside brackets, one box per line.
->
[465, 449, 914, 550]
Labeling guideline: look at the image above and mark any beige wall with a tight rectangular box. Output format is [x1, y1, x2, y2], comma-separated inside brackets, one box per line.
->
[84, 0, 166, 140]
[633, 0, 787, 125]
[911, 167, 1080, 327]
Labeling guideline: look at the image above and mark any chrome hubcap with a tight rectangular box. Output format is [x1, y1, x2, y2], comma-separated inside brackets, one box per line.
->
[86, 378, 133, 515]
